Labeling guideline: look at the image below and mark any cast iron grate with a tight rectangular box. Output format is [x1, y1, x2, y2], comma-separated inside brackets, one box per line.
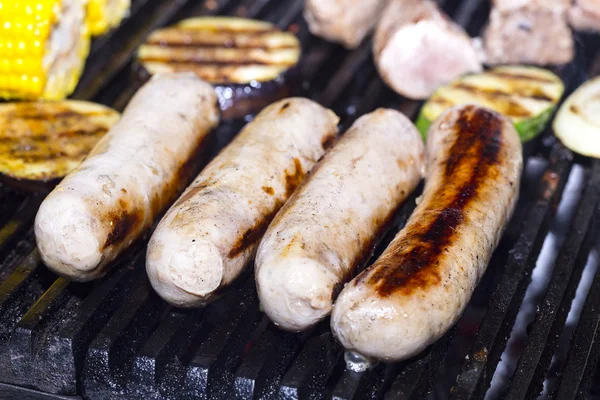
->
[0, 0, 599, 399]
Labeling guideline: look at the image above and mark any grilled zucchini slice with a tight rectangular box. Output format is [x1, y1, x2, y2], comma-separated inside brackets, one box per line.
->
[0, 101, 119, 187]
[416, 65, 564, 142]
[553, 77, 600, 158]
[137, 17, 301, 119]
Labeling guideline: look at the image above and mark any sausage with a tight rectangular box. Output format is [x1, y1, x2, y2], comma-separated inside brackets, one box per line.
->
[331, 105, 523, 362]
[146, 98, 339, 307]
[255, 109, 424, 332]
[304, 0, 390, 49]
[373, 0, 482, 100]
[34, 73, 219, 281]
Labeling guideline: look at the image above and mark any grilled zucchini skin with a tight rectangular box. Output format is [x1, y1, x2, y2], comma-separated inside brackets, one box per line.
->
[136, 17, 301, 119]
[416, 104, 556, 142]
[417, 66, 564, 142]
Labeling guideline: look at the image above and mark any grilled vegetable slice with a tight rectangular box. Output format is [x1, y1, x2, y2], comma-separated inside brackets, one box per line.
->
[0, 101, 119, 186]
[0, 0, 90, 100]
[416, 65, 564, 142]
[553, 77, 600, 158]
[137, 17, 301, 119]
[86, 0, 131, 36]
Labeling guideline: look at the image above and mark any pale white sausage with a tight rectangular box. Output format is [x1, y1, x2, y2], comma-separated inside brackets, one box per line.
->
[146, 98, 339, 307]
[35, 73, 219, 281]
[255, 109, 424, 331]
[331, 105, 522, 362]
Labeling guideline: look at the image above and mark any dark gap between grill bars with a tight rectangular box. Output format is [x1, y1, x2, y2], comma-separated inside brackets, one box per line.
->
[0, 0, 600, 399]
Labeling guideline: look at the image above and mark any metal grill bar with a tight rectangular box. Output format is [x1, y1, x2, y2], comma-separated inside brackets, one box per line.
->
[0, 196, 41, 258]
[554, 174, 600, 399]
[0, 1, 599, 399]
[233, 323, 305, 399]
[525, 161, 600, 398]
[278, 332, 343, 399]
[506, 161, 600, 399]
[87, 0, 151, 56]
[452, 147, 573, 399]
[385, 326, 457, 400]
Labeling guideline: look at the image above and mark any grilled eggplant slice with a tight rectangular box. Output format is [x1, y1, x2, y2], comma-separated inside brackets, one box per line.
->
[553, 76, 600, 158]
[0, 101, 119, 189]
[137, 17, 301, 119]
[417, 65, 564, 142]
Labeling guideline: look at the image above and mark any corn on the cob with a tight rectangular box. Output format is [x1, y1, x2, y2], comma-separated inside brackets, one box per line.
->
[86, 0, 130, 36]
[0, 0, 90, 100]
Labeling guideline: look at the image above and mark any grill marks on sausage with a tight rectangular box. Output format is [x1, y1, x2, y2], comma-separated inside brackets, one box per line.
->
[101, 127, 213, 251]
[229, 157, 305, 258]
[279, 102, 291, 112]
[102, 198, 142, 250]
[262, 186, 275, 195]
[228, 203, 282, 258]
[321, 133, 336, 150]
[285, 158, 305, 197]
[366, 106, 503, 296]
[161, 132, 213, 214]
[337, 197, 410, 302]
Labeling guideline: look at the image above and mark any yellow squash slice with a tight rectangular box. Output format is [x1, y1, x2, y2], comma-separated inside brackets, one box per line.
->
[0, 101, 120, 185]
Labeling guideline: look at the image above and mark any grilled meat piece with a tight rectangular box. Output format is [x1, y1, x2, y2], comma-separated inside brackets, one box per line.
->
[569, 0, 600, 32]
[304, 0, 390, 49]
[483, 2, 574, 65]
[373, 0, 482, 100]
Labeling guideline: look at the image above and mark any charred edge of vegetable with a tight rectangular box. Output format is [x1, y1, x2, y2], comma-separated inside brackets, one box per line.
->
[415, 111, 432, 141]
[515, 106, 556, 142]
[416, 102, 557, 143]
[133, 62, 300, 120]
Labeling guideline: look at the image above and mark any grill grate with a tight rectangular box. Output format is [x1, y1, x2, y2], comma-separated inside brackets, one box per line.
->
[0, 0, 599, 399]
